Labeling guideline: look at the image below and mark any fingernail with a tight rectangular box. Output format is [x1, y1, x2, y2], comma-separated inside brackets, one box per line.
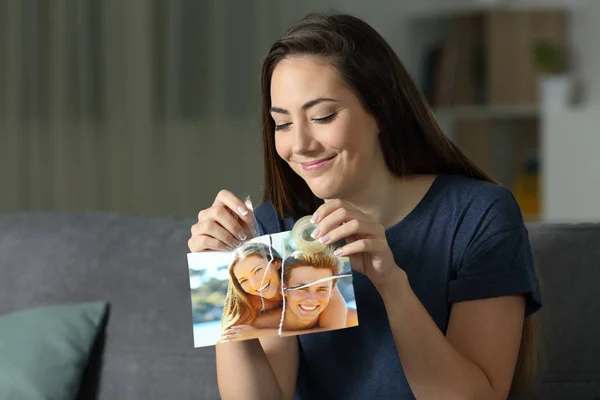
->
[310, 227, 320, 238]
[310, 212, 319, 224]
[238, 231, 247, 241]
[245, 199, 254, 211]
[334, 248, 342, 256]
[231, 239, 241, 248]
[237, 205, 249, 216]
[318, 235, 330, 244]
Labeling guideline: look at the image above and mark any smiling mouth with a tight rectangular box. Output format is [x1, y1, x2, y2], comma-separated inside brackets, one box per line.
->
[257, 281, 270, 293]
[298, 304, 319, 312]
[300, 155, 336, 171]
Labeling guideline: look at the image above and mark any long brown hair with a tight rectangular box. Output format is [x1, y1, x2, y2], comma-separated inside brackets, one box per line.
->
[259, 12, 539, 397]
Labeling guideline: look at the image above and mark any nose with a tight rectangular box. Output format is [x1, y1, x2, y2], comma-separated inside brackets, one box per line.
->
[291, 120, 316, 155]
[300, 291, 317, 301]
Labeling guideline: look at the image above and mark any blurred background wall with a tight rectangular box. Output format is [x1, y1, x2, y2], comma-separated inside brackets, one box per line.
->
[0, 0, 598, 221]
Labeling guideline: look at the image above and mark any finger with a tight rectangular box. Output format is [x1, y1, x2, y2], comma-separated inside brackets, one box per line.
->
[206, 205, 252, 242]
[310, 199, 348, 224]
[313, 207, 362, 239]
[243, 199, 260, 238]
[220, 330, 237, 340]
[213, 189, 250, 218]
[188, 234, 232, 253]
[212, 191, 257, 239]
[318, 219, 382, 246]
[192, 219, 241, 249]
[334, 238, 386, 257]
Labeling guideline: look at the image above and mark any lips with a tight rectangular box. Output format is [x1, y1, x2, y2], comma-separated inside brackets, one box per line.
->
[300, 155, 336, 171]
[298, 303, 319, 312]
[257, 281, 270, 293]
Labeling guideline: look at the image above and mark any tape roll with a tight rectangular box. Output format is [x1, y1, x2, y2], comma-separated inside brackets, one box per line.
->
[291, 215, 326, 254]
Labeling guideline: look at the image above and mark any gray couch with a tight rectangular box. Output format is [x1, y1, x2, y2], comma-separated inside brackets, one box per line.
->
[0, 212, 598, 399]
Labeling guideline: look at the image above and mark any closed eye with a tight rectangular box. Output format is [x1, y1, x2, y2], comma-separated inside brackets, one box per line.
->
[313, 112, 338, 124]
[274, 112, 338, 131]
[274, 122, 291, 132]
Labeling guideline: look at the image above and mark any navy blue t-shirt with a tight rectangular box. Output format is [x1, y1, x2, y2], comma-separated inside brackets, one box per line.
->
[253, 174, 542, 400]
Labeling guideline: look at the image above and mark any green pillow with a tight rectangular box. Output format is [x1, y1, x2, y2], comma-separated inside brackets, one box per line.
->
[0, 301, 108, 400]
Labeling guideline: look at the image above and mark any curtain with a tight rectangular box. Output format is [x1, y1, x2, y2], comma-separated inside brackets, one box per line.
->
[0, 0, 309, 217]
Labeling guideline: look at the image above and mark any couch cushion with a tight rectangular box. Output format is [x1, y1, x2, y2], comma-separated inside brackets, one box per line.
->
[0, 212, 219, 400]
[0, 301, 108, 400]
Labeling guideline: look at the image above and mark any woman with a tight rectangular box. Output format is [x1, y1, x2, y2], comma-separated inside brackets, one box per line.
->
[219, 241, 348, 342]
[188, 12, 542, 400]
[220, 242, 284, 332]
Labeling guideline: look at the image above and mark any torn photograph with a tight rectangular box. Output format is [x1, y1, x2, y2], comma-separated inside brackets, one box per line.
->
[187, 218, 359, 348]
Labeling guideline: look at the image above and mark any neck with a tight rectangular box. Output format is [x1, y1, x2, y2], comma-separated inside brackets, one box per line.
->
[328, 162, 436, 229]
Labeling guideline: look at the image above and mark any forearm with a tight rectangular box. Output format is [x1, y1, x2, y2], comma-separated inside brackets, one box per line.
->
[216, 340, 284, 400]
[379, 270, 497, 400]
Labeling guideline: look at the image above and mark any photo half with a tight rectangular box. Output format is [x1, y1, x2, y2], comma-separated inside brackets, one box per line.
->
[188, 226, 359, 348]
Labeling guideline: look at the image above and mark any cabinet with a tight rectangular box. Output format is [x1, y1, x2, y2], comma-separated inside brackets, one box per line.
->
[406, 4, 575, 221]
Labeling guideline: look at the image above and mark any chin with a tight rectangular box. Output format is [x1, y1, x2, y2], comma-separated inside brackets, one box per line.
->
[305, 179, 345, 200]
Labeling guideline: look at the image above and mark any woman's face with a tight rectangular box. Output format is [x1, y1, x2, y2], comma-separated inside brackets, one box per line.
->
[270, 55, 381, 200]
[232, 255, 280, 299]
[285, 266, 334, 324]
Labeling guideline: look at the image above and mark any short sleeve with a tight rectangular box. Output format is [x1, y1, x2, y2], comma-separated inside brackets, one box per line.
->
[449, 191, 542, 316]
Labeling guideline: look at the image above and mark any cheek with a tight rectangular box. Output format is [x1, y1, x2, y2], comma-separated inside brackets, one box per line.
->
[340, 114, 378, 152]
[286, 292, 300, 303]
[326, 121, 366, 155]
[274, 133, 292, 161]
[269, 269, 280, 282]
[239, 281, 250, 292]
[317, 288, 333, 302]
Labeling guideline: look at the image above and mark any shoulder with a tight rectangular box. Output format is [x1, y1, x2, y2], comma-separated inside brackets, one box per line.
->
[440, 176, 542, 315]
[438, 174, 525, 232]
[437, 174, 528, 258]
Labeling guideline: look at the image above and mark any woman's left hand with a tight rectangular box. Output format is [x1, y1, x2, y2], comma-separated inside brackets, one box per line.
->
[310, 200, 404, 290]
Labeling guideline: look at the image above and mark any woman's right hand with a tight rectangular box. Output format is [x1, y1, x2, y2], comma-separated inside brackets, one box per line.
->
[188, 190, 257, 252]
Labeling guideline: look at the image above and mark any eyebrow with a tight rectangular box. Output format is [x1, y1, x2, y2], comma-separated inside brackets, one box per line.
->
[285, 273, 352, 291]
[250, 263, 263, 274]
[270, 97, 338, 115]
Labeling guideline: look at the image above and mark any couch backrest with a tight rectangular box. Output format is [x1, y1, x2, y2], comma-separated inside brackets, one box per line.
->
[524, 222, 600, 399]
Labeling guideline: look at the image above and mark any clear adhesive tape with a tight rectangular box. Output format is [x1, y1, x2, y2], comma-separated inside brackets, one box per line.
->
[291, 215, 326, 254]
